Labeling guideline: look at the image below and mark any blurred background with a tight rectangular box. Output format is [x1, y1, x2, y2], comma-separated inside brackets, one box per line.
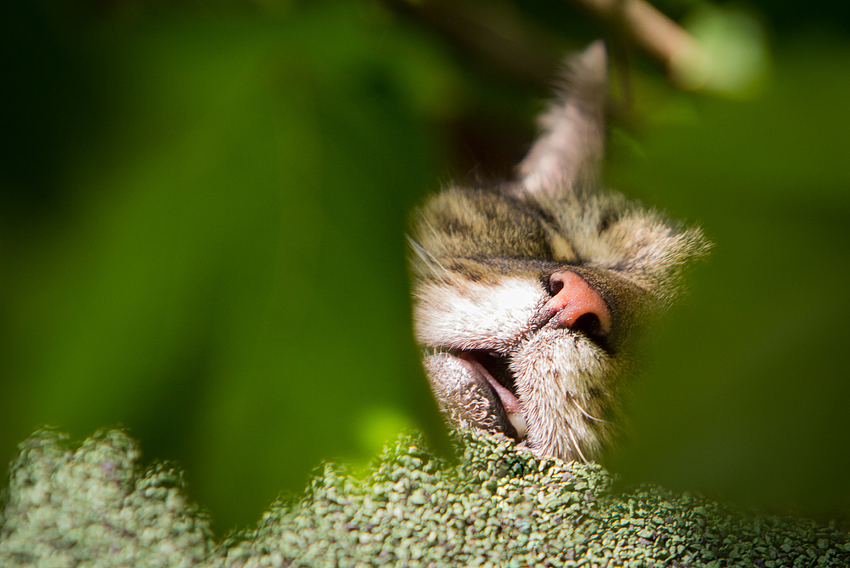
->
[1, 0, 848, 535]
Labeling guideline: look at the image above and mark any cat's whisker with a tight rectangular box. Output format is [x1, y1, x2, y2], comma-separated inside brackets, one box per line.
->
[571, 397, 611, 424]
[407, 236, 451, 282]
[567, 427, 590, 464]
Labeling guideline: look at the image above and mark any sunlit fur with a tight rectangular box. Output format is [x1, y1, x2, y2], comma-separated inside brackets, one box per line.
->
[409, 41, 710, 462]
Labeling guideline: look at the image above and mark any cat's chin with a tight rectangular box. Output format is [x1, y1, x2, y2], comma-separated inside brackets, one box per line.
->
[510, 326, 619, 462]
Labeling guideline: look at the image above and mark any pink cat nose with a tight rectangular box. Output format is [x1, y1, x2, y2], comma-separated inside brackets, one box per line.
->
[544, 270, 612, 336]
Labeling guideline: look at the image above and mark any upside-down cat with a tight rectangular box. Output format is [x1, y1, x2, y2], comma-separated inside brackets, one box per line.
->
[409, 42, 709, 462]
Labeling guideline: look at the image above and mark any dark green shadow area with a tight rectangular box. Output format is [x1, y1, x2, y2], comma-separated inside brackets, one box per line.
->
[605, 32, 850, 521]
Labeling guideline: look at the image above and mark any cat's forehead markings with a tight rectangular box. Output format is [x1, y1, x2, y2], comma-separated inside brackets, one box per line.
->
[543, 224, 578, 263]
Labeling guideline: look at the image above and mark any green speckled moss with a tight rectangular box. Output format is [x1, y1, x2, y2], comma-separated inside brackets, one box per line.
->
[0, 429, 213, 568]
[1, 429, 848, 567]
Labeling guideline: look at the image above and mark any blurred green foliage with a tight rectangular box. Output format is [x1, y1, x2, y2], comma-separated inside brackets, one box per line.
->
[0, 0, 462, 532]
[1, 0, 848, 535]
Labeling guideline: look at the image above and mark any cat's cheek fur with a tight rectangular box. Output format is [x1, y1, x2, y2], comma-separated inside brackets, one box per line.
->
[413, 277, 546, 351]
[511, 329, 622, 462]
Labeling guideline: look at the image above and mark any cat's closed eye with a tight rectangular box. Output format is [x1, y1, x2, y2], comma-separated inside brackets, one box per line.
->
[408, 41, 710, 463]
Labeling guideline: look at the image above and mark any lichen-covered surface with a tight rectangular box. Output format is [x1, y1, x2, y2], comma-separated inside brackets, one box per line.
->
[1, 429, 848, 567]
[0, 429, 214, 568]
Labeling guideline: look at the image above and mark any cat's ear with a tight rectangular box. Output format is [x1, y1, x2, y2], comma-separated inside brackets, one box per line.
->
[517, 41, 608, 196]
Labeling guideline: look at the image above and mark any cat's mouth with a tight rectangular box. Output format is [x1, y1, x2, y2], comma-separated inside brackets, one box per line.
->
[455, 349, 527, 442]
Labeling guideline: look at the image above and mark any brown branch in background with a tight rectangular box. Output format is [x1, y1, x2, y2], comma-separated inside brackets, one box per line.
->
[570, 0, 711, 88]
[386, 0, 566, 85]
[389, 0, 712, 90]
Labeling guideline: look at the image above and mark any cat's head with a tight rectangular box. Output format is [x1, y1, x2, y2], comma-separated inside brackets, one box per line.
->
[409, 42, 710, 462]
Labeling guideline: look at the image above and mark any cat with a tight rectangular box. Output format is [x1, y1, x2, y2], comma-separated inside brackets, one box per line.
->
[408, 41, 710, 463]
